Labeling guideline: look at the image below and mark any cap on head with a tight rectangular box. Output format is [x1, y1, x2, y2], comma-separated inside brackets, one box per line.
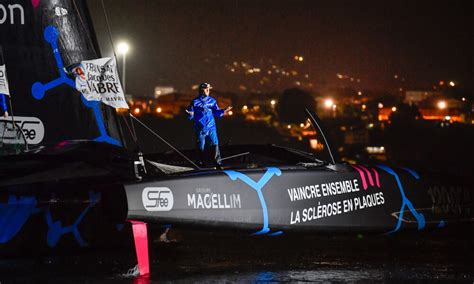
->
[199, 82, 213, 90]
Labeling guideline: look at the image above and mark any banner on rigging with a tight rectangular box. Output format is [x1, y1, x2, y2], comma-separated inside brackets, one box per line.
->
[74, 57, 129, 109]
[0, 64, 10, 96]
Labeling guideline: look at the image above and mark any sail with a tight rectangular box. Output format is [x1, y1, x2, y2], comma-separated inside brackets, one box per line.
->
[0, 0, 123, 146]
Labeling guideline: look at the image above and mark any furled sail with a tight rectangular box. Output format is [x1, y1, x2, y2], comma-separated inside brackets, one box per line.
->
[0, 0, 123, 146]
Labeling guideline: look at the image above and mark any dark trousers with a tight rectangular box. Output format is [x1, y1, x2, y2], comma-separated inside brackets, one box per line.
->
[196, 129, 221, 167]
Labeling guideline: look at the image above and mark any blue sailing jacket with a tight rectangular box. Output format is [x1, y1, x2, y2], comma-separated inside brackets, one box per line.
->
[187, 95, 224, 133]
[0, 94, 7, 114]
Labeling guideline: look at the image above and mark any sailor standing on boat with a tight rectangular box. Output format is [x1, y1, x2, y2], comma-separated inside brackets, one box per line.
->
[186, 83, 232, 167]
[0, 94, 8, 117]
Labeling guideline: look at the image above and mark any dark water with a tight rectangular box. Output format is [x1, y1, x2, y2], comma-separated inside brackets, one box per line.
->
[1, 228, 472, 283]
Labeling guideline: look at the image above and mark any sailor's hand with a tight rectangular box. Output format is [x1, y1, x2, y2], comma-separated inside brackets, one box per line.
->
[224, 106, 232, 112]
[3, 111, 8, 118]
[185, 109, 194, 115]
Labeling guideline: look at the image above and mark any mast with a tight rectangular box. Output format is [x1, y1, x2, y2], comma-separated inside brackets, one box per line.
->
[0, 0, 124, 146]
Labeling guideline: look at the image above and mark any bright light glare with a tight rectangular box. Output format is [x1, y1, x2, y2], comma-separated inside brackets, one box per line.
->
[324, 99, 334, 109]
[437, 101, 447, 109]
[391, 106, 397, 112]
[117, 42, 130, 55]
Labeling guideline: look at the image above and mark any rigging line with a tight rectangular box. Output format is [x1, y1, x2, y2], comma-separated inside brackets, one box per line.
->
[71, 0, 97, 56]
[100, 0, 138, 146]
[122, 112, 138, 143]
[100, 0, 117, 59]
[129, 113, 201, 169]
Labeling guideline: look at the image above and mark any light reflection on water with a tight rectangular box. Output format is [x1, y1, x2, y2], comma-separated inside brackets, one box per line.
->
[0, 257, 472, 283]
[1, 230, 473, 283]
[140, 267, 471, 283]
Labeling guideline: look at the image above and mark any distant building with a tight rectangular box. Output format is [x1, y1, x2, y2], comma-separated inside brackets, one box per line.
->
[154, 86, 176, 98]
[404, 90, 440, 105]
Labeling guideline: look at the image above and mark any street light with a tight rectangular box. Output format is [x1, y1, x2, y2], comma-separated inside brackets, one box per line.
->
[324, 99, 334, 109]
[437, 100, 447, 110]
[117, 42, 130, 93]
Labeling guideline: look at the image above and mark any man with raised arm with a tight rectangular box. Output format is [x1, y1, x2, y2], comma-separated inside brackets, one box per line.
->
[186, 83, 232, 168]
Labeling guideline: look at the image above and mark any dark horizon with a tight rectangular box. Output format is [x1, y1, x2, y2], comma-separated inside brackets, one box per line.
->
[88, 0, 472, 96]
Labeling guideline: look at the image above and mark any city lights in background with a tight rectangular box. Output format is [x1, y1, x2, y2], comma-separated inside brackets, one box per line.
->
[357, 91, 362, 96]
[270, 99, 276, 106]
[437, 100, 447, 110]
[366, 146, 385, 154]
[309, 138, 318, 150]
[294, 55, 304, 62]
[391, 106, 397, 112]
[324, 99, 334, 109]
[156, 107, 162, 113]
[378, 103, 384, 109]
[449, 81, 456, 87]
[134, 107, 140, 114]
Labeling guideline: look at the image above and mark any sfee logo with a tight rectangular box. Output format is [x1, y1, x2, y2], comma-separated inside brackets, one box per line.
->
[0, 116, 44, 145]
[142, 187, 174, 212]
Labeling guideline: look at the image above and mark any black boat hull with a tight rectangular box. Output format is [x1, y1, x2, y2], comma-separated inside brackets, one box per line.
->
[125, 165, 473, 235]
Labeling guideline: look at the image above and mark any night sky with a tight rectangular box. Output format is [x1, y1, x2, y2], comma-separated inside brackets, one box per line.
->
[88, 0, 472, 96]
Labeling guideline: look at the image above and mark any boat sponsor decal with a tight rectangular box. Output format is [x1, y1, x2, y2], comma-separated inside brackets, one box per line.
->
[31, 25, 121, 146]
[0, 2, 25, 25]
[142, 187, 174, 212]
[0, 0, 41, 26]
[377, 165, 426, 233]
[224, 167, 282, 235]
[288, 178, 385, 225]
[287, 179, 360, 202]
[0, 116, 44, 144]
[32, 0, 41, 8]
[428, 185, 471, 218]
[187, 188, 241, 209]
[0, 191, 101, 247]
[351, 165, 381, 190]
[0, 195, 37, 243]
